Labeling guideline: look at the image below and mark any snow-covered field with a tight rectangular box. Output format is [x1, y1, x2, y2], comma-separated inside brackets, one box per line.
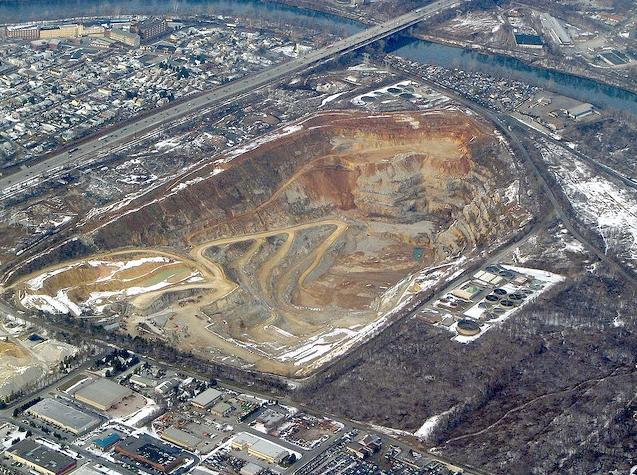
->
[443, 12, 504, 34]
[20, 256, 202, 316]
[540, 141, 637, 271]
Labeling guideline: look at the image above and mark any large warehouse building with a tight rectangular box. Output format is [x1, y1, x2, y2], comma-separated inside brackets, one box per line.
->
[191, 387, 223, 409]
[74, 378, 134, 411]
[231, 432, 290, 464]
[114, 434, 185, 473]
[6, 438, 77, 475]
[27, 398, 100, 435]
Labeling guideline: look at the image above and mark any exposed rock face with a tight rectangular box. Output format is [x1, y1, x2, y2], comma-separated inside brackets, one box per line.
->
[7, 111, 530, 376]
[84, 111, 519, 255]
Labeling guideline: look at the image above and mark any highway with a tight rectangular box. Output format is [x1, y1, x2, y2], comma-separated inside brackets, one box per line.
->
[0, 0, 462, 197]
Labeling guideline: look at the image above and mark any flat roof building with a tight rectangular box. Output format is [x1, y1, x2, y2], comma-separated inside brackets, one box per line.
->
[160, 426, 202, 451]
[474, 271, 505, 286]
[514, 33, 544, 49]
[27, 398, 100, 435]
[191, 387, 223, 409]
[566, 103, 594, 120]
[39, 24, 83, 40]
[241, 462, 265, 475]
[6, 438, 76, 475]
[231, 432, 290, 465]
[92, 432, 122, 451]
[107, 29, 141, 47]
[133, 18, 169, 41]
[211, 401, 233, 417]
[129, 374, 158, 388]
[451, 282, 483, 301]
[72, 464, 124, 475]
[74, 378, 133, 411]
[6, 25, 40, 40]
[345, 441, 371, 460]
[114, 434, 185, 474]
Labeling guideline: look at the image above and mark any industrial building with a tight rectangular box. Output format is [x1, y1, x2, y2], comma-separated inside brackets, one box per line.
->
[231, 432, 290, 464]
[451, 282, 483, 301]
[540, 13, 572, 46]
[114, 434, 186, 473]
[4, 25, 40, 40]
[474, 270, 505, 286]
[155, 378, 180, 395]
[5, 438, 77, 475]
[129, 374, 158, 389]
[26, 398, 100, 435]
[566, 103, 595, 120]
[71, 463, 124, 475]
[160, 426, 203, 451]
[514, 33, 544, 49]
[211, 401, 234, 417]
[191, 387, 223, 409]
[241, 462, 265, 475]
[133, 18, 169, 41]
[346, 441, 372, 460]
[74, 378, 134, 411]
[92, 432, 122, 451]
[106, 29, 141, 47]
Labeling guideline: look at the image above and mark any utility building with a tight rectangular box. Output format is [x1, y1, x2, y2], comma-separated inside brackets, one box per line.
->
[74, 378, 134, 411]
[191, 387, 223, 409]
[27, 398, 100, 435]
[6, 439, 76, 475]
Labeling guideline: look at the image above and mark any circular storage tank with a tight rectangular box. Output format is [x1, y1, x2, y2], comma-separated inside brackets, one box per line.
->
[457, 319, 481, 336]
[493, 288, 508, 296]
[485, 265, 501, 273]
[485, 294, 500, 303]
[500, 299, 515, 308]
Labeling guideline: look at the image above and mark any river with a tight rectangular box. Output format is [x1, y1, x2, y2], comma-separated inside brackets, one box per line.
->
[2, 0, 637, 115]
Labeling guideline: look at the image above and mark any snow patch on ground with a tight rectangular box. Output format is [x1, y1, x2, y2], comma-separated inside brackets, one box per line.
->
[446, 12, 503, 33]
[540, 142, 637, 270]
[320, 91, 346, 107]
[415, 407, 454, 439]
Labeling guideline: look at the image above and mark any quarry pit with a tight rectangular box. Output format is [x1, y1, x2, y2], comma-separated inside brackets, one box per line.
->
[9, 110, 529, 377]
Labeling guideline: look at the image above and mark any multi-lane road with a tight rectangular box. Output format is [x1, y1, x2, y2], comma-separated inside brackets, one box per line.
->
[0, 0, 463, 196]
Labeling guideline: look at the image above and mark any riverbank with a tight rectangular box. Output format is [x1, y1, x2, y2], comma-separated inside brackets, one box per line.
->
[1, 0, 636, 113]
[265, 0, 637, 97]
[413, 31, 637, 97]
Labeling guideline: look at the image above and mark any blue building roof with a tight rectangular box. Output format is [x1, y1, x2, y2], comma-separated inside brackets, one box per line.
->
[94, 433, 121, 449]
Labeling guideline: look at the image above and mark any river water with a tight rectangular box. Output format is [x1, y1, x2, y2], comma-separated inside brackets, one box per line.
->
[2, 0, 637, 114]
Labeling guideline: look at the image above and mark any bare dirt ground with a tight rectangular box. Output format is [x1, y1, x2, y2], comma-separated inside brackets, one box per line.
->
[7, 111, 528, 377]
